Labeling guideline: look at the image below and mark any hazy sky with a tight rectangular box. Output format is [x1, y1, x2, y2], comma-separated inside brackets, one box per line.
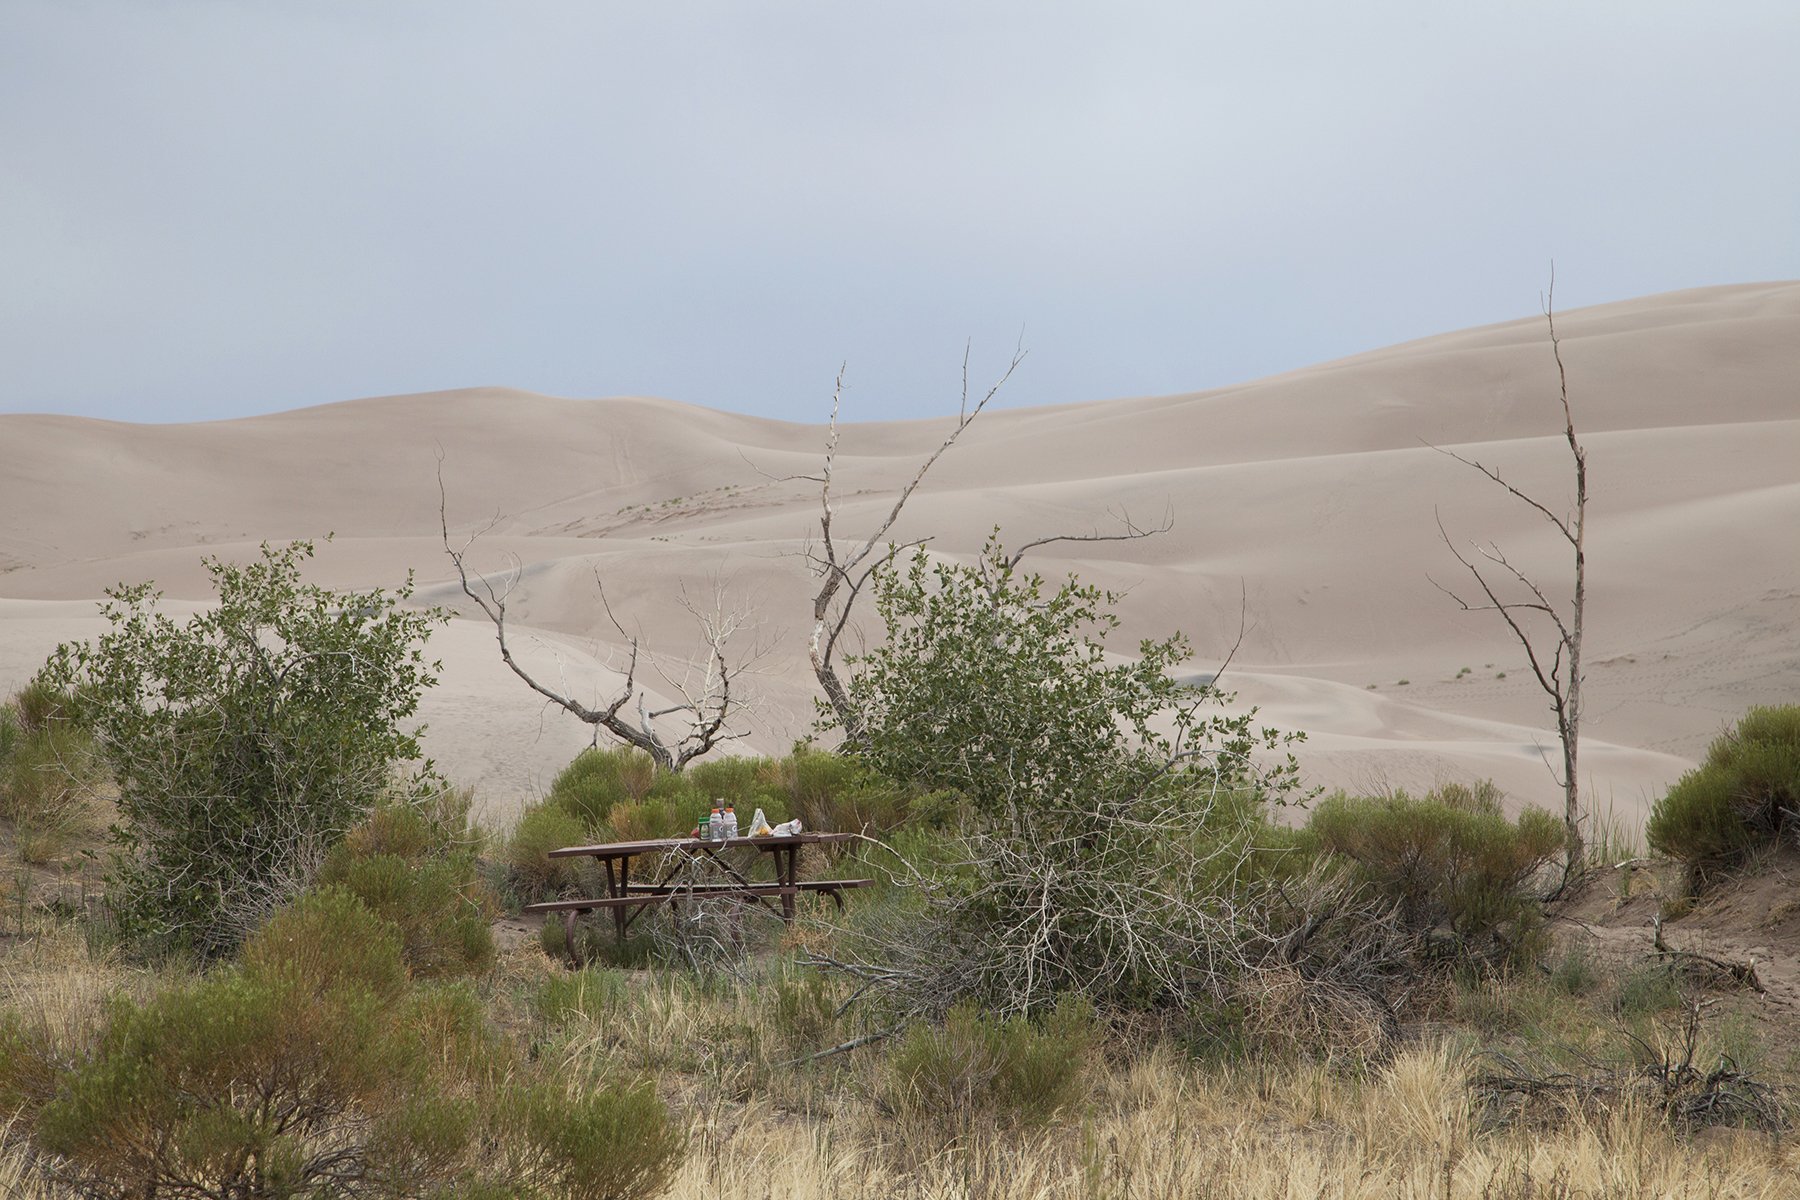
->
[4, 2, 1797, 425]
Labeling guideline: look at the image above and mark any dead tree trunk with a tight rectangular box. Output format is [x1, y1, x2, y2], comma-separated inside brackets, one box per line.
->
[805, 347, 1024, 747]
[1433, 279, 1588, 883]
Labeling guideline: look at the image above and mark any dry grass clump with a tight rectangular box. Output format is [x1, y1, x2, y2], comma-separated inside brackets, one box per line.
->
[649, 1040, 1796, 1200]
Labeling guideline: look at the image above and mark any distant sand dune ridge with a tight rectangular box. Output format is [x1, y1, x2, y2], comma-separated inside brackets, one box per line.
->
[3, 282, 1796, 830]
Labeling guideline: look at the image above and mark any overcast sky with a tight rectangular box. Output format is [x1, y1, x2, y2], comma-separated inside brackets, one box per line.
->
[4, 2, 1797, 425]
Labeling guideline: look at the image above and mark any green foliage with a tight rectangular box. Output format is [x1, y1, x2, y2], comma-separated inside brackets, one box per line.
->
[319, 793, 497, 980]
[0, 688, 106, 864]
[1647, 705, 1800, 878]
[768, 967, 840, 1052]
[1307, 781, 1562, 963]
[768, 746, 907, 837]
[824, 536, 1308, 1015]
[683, 755, 771, 810]
[21, 894, 458, 1197]
[240, 886, 411, 1003]
[1615, 964, 1682, 1016]
[504, 805, 593, 905]
[535, 968, 629, 1026]
[38, 540, 445, 958]
[881, 995, 1095, 1127]
[12, 679, 83, 733]
[547, 746, 657, 828]
[1, 888, 681, 1200]
[498, 1078, 683, 1200]
[834, 535, 1301, 818]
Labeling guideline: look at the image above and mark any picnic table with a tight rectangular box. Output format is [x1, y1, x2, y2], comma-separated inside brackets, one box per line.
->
[522, 832, 872, 957]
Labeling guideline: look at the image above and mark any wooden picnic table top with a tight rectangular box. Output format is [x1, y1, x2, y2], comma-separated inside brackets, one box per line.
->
[546, 831, 861, 860]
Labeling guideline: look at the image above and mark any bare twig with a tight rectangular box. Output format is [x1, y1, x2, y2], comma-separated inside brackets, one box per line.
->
[437, 458, 755, 771]
[1430, 271, 1588, 882]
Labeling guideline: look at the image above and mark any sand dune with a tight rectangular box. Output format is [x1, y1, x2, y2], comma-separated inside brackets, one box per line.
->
[4, 282, 1796, 830]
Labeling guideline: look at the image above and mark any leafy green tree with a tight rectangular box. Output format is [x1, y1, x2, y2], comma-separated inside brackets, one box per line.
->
[40, 540, 444, 957]
[825, 536, 1312, 1015]
[837, 535, 1295, 818]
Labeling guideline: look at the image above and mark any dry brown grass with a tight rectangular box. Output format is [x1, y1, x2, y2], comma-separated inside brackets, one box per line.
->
[5, 861, 1798, 1199]
[656, 1043, 1796, 1199]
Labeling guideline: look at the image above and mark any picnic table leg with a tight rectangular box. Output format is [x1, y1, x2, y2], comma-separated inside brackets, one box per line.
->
[780, 846, 798, 922]
[605, 858, 628, 941]
[561, 911, 580, 968]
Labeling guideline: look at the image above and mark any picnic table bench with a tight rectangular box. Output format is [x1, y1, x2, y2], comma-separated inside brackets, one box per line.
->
[522, 832, 872, 957]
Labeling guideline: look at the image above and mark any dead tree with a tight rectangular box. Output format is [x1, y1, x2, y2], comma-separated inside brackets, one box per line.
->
[438, 469, 754, 771]
[802, 347, 1180, 748]
[803, 346, 1024, 747]
[1432, 278, 1588, 881]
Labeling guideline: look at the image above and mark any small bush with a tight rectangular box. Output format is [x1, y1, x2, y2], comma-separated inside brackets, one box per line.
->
[499, 1079, 684, 1200]
[881, 995, 1095, 1127]
[17, 897, 462, 1197]
[1647, 705, 1800, 878]
[240, 886, 410, 1004]
[0, 691, 106, 864]
[686, 755, 782, 815]
[1548, 946, 1601, 996]
[321, 854, 496, 980]
[505, 804, 594, 905]
[1616, 964, 1682, 1015]
[12, 680, 80, 733]
[319, 797, 497, 980]
[1308, 782, 1562, 963]
[547, 746, 657, 828]
[769, 967, 840, 1052]
[604, 796, 690, 843]
[774, 747, 908, 836]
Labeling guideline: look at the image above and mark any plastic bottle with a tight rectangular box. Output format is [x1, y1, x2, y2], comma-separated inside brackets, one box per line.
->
[724, 803, 738, 840]
[709, 802, 723, 841]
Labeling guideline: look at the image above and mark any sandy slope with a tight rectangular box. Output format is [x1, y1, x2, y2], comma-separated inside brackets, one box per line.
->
[3, 283, 1796, 829]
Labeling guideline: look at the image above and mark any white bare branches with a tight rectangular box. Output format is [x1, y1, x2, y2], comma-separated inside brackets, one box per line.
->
[437, 462, 756, 772]
[805, 344, 1026, 744]
[1430, 275, 1588, 879]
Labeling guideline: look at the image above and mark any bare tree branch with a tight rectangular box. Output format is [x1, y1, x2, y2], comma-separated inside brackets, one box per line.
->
[437, 458, 753, 771]
[807, 344, 1025, 745]
[1430, 271, 1588, 882]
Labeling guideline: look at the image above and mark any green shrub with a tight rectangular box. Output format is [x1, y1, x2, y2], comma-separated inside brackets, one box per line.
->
[319, 796, 497, 980]
[1307, 782, 1562, 962]
[37, 540, 445, 957]
[1615, 964, 1682, 1015]
[505, 804, 594, 904]
[769, 967, 839, 1051]
[240, 887, 410, 1004]
[499, 1078, 683, 1200]
[686, 755, 779, 812]
[881, 995, 1095, 1127]
[12, 680, 80, 733]
[2, 888, 681, 1200]
[1548, 946, 1601, 996]
[774, 747, 907, 837]
[0, 702, 19, 767]
[547, 746, 657, 828]
[17, 895, 465, 1197]
[602, 796, 691, 843]
[320, 854, 496, 980]
[1647, 705, 1800, 878]
[0, 713, 105, 863]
